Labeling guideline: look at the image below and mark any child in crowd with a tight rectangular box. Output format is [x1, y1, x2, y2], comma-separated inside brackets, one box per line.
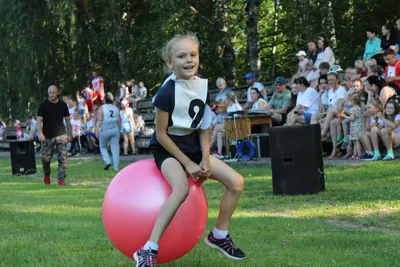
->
[86, 113, 99, 154]
[139, 82, 148, 99]
[69, 113, 82, 156]
[210, 104, 227, 159]
[340, 79, 367, 148]
[375, 100, 400, 160]
[14, 120, 23, 140]
[136, 33, 245, 266]
[341, 94, 365, 159]
[133, 109, 145, 139]
[225, 92, 242, 113]
[354, 59, 368, 77]
[77, 91, 87, 125]
[120, 99, 136, 155]
[291, 50, 313, 84]
[361, 100, 384, 159]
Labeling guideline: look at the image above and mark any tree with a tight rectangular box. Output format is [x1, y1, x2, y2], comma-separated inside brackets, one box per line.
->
[245, 0, 261, 76]
[216, 0, 236, 86]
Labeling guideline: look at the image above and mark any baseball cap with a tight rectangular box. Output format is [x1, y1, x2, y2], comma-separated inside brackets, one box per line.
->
[275, 76, 286, 84]
[121, 99, 129, 107]
[244, 72, 255, 79]
[15, 120, 21, 125]
[295, 50, 306, 57]
[106, 92, 114, 101]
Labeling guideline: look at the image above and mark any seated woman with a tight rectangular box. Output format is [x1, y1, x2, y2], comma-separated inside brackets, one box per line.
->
[244, 88, 268, 111]
[306, 37, 335, 83]
[320, 72, 348, 140]
[361, 100, 384, 160]
[210, 104, 227, 159]
[366, 75, 396, 107]
[367, 100, 400, 160]
[285, 77, 319, 125]
[214, 78, 233, 104]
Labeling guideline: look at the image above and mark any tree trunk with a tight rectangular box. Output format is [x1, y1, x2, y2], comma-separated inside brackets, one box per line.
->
[326, 1, 337, 48]
[271, 0, 279, 78]
[217, 0, 236, 86]
[303, 0, 311, 42]
[246, 0, 261, 77]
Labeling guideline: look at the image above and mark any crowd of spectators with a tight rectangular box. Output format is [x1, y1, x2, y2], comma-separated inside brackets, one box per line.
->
[210, 19, 400, 160]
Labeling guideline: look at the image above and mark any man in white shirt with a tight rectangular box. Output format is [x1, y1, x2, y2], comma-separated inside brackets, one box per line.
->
[285, 77, 319, 125]
[245, 72, 267, 101]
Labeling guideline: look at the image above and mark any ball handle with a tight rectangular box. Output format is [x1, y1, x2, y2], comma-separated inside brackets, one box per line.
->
[186, 174, 207, 187]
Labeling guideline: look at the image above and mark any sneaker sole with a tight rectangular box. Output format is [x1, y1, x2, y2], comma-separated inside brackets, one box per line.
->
[204, 236, 245, 260]
[133, 252, 139, 267]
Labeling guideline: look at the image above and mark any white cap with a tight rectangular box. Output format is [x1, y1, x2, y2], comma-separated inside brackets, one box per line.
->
[121, 99, 129, 107]
[296, 50, 306, 57]
[15, 120, 21, 124]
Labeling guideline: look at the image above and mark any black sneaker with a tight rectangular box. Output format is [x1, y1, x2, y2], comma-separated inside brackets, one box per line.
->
[133, 248, 158, 267]
[361, 154, 373, 160]
[104, 163, 111, 170]
[204, 231, 245, 260]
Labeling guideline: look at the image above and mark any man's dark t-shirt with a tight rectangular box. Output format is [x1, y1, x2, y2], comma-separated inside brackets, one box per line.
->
[38, 99, 70, 139]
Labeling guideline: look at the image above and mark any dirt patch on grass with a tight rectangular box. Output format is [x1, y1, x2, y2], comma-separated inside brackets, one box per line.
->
[323, 219, 400, 234]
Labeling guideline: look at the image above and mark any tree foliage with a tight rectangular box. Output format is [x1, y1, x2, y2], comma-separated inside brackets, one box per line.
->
[0, 0, 399, 122]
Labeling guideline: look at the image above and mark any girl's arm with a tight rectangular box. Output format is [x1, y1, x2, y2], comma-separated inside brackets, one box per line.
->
[379, 115, 400, 129]
[199, 128, 211, 177]
[95, 107, 103, 136]
[155, 109, 200, 176]
[318, 91, 325, 113]
[342, 113, 355, 121]
[129, 112, 136, 130]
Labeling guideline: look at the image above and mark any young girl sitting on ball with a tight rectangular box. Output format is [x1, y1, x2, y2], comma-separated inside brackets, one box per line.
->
[134, 33, 245, 266]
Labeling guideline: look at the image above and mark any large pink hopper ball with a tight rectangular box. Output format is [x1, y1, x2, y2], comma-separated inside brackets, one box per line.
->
[102, 158, 208, 264]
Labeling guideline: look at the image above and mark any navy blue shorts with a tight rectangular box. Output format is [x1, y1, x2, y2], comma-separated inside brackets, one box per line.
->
[154, 146, 202, 171]
[303, 112, 312, 124]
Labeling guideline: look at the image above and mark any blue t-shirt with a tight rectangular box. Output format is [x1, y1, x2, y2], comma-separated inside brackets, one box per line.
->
[150, 79, 210, 153]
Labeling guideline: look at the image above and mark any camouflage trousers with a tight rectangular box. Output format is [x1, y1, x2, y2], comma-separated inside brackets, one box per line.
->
[41, 134, 68, 181]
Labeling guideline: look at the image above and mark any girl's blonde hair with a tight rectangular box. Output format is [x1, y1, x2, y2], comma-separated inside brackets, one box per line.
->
[226, 92, 238, 104]
[369, 99, 382, 112]
[162, 33, 200, 60]
[350, 93, 361, 106]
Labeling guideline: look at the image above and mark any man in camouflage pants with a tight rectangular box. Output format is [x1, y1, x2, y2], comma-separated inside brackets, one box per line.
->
[37, 85, 72, 185]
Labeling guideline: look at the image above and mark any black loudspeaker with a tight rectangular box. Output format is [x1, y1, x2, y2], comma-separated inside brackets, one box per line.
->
[268, 124, 325, 195]
[10, 141, 36, 175]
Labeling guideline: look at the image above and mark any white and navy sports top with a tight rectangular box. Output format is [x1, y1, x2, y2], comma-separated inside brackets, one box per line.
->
[150, 78, 212, 153]
[101, 104, 119, 131]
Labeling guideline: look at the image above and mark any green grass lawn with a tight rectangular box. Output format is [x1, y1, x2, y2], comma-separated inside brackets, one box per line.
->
[0, 157, 399, 266]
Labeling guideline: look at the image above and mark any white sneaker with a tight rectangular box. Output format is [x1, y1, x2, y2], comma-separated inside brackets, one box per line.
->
[215, 154, 225, 159]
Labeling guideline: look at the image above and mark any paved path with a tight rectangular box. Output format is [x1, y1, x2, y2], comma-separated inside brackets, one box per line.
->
[0, 151, 364, 166]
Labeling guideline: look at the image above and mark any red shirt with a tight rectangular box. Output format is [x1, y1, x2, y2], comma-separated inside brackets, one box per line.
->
[385, 60, 400, 88]
[92, 76, 104, 92]
[81, 87, 94, 100]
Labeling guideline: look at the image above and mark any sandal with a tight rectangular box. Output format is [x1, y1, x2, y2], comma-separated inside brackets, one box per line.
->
[341, 154, 352, 159]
